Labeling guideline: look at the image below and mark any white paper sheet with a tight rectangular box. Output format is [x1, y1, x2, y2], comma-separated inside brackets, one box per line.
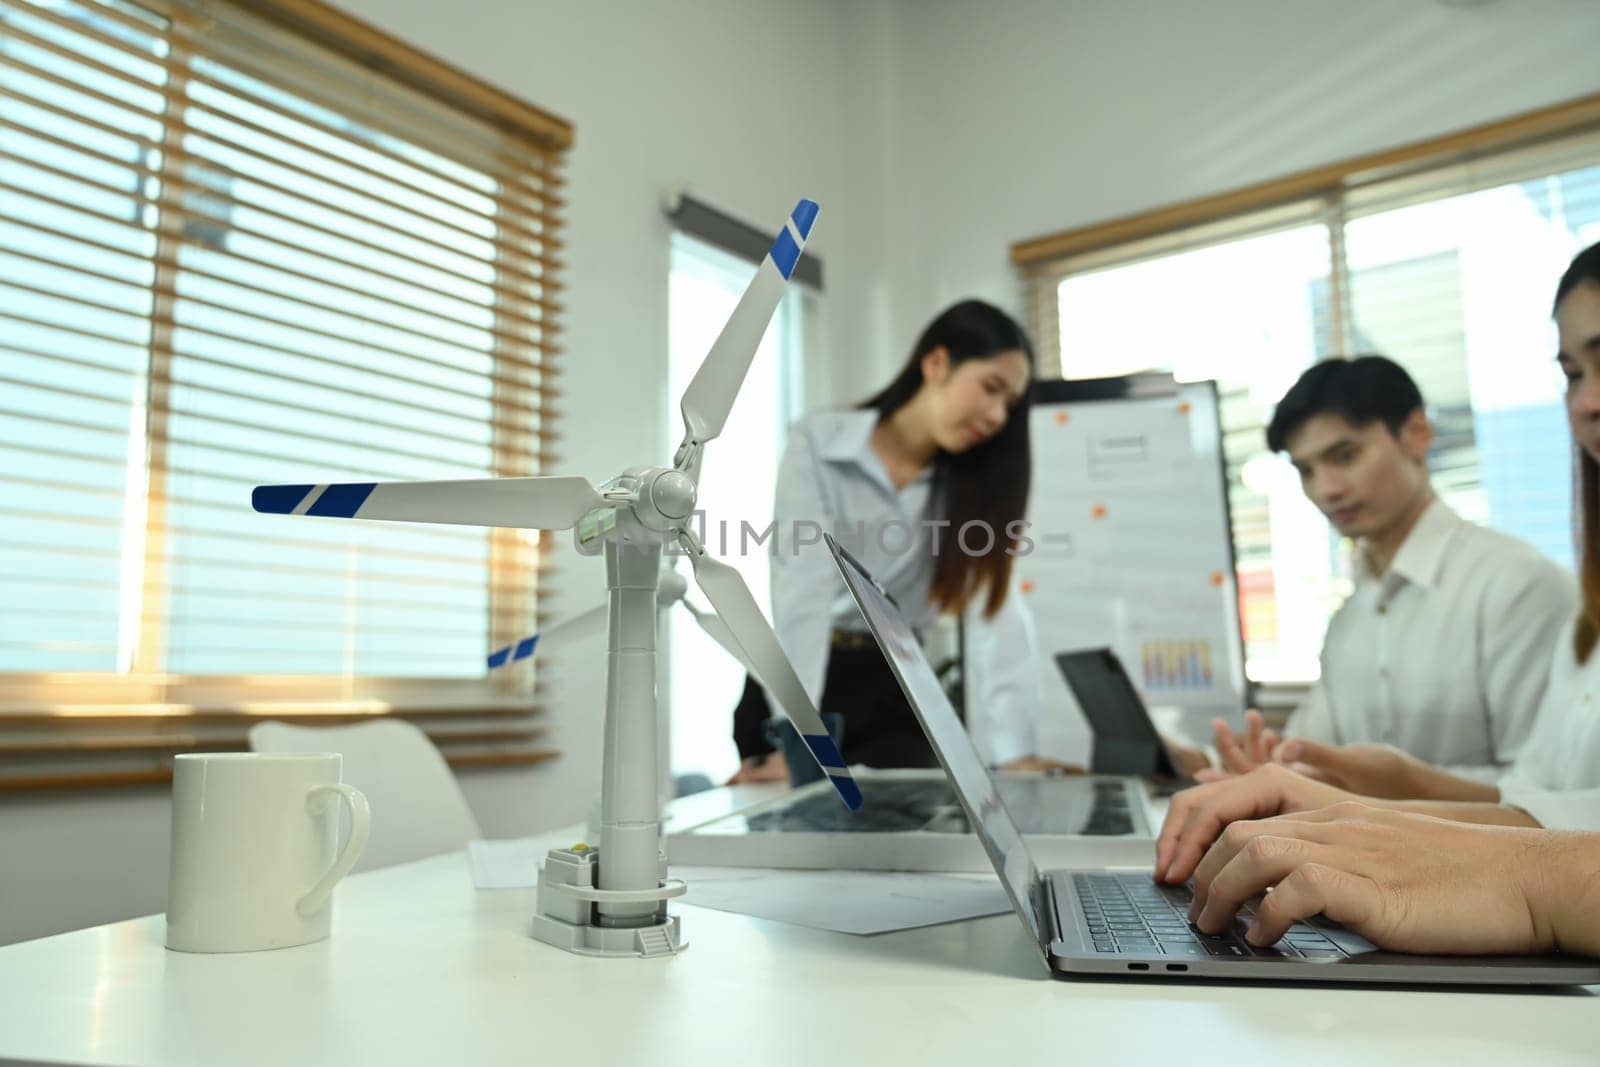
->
[466, 841, 1011, 935]
[467, 838, 546, 889]
[677, 869, 1011, 935]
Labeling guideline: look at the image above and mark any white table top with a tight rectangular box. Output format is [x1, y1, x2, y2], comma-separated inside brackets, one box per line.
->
[2, 787, 1597, 1067]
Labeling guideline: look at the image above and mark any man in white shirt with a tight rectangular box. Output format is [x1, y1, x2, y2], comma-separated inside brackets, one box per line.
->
[1204, 242, 1600, 828]
[1183, 356, 1573, 780]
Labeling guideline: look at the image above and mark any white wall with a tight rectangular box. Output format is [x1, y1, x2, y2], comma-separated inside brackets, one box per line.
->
[2, 790, 170, 946]
[0, 767, 556, 946]
[7, 0, 1600, 945]
[879, 0, 1600, 348]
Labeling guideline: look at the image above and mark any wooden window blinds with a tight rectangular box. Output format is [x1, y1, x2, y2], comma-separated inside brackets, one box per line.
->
[0, 0, 573, 788]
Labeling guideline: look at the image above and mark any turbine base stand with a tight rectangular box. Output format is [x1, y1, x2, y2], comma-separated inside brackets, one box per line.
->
[531, 845, 688, 958]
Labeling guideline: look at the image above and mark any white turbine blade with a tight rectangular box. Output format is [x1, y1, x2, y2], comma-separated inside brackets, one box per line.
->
[680, 599, 756, 676]
[487, 604, 607, 670]
[678, 199, 817, 448]
[684, 540, 862, 810]
[252, 476, 606, 530]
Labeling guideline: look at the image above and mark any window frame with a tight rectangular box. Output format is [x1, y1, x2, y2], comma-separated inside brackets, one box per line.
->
[0, 0, 573, 787]
[1014, 92, 1600, 695]
[662, 229, 809, 782]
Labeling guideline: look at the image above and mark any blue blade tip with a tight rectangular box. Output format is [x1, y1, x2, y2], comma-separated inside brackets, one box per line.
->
[252, 484, 313, 514]
[803, 733, 847, 769]
[790, 199, 819, 239]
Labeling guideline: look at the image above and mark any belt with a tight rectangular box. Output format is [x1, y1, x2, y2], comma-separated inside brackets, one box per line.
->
[831, 628, 923, 652]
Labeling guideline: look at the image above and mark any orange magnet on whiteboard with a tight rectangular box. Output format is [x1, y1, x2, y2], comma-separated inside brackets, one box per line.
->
[1054, 411, 1069, 426]
[1092, 504, 1107, 519]
[1178, 402, 1192, 415]
[1020, 579, 1035, 594]
[1210, 571, 1225, 586]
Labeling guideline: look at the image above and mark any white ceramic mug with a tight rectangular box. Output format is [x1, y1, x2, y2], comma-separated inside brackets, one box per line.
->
[165, 752, 370, 953]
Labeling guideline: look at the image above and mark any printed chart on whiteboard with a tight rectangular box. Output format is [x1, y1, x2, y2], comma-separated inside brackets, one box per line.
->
[1005, 375, 1248, 759]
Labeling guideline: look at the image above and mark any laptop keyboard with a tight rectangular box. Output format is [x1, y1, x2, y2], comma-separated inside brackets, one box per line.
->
[1071, 872, 1352, 959]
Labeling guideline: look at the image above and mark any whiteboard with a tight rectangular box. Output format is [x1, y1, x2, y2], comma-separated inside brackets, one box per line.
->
[1009, 374, 1248, 763]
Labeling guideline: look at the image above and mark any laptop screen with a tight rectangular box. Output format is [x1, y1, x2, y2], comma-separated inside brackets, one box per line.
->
[827, 536, 1046, 949]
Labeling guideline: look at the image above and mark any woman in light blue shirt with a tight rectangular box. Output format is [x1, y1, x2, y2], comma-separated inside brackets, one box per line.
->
[730, 300, 1049, 783]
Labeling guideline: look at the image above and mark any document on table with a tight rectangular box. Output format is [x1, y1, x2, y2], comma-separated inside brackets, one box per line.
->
[467, 838, 546, 890]
[677, 869, 1010, 935]
[466, 839, 1010, 935]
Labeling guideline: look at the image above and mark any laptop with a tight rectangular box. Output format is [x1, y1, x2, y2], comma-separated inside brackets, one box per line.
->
[1055, 648, 1190, 785]
[827, 534, 1600, 984]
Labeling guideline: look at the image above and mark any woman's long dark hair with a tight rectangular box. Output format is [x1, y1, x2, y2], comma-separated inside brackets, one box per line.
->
[862, 299, 1034, 618]
[1558, 241, 1600, 664]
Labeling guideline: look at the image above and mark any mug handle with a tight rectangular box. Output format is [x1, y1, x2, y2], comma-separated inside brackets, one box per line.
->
[296, 783, 371, 917]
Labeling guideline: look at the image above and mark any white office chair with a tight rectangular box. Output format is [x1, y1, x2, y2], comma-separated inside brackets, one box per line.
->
[248, 718, 482, 872]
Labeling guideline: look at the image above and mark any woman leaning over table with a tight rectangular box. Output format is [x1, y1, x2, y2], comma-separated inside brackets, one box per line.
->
[727, 299, 1055, 784]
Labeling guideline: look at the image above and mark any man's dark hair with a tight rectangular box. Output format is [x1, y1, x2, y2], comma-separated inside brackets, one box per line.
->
[1555, 240, 1600, 312]
[1264, 355, 1424, 453]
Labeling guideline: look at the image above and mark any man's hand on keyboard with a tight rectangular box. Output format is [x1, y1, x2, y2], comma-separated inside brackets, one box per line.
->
[1183, 803, 1557, 956]
[1155, 764, 1353, 884]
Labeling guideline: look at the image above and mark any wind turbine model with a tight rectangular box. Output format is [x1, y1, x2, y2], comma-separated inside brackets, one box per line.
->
[252, 199, 860, 958]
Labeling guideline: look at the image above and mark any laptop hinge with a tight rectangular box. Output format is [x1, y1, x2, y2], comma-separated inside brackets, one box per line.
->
[1036, 873, 1063, 946]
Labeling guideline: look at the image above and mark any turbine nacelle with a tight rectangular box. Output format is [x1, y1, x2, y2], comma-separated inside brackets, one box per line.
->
[615, 466, 698, 532]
